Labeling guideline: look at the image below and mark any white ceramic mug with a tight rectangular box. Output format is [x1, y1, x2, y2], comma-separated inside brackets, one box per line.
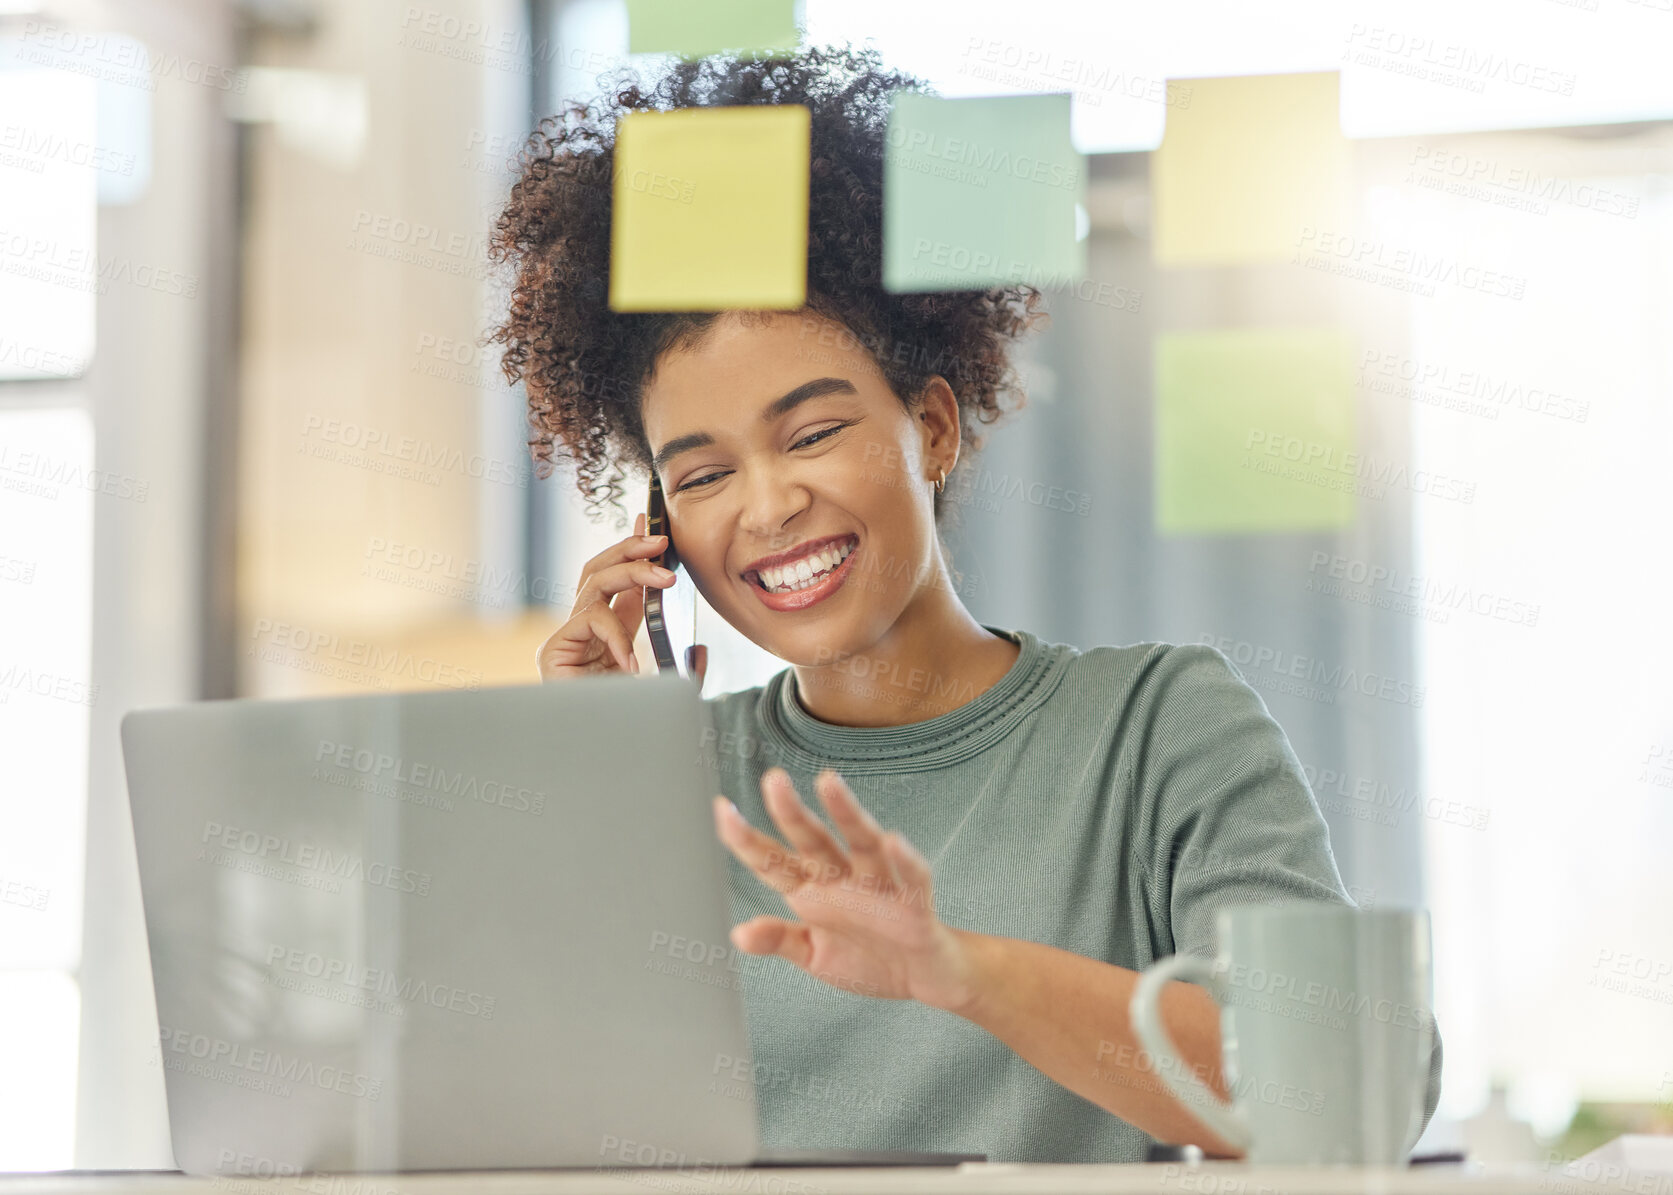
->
[1130, 903, 1435, 1165]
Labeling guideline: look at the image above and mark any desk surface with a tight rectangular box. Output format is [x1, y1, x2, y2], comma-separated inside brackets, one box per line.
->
[0, 1161, 1626, 1195]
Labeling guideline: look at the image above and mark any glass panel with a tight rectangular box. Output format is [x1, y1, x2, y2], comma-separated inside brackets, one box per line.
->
[0, 62, 97, 378]
[0, 405, 94, 971]
[1410, 167, 1673, 1121]
[0, 971, 78, 1169]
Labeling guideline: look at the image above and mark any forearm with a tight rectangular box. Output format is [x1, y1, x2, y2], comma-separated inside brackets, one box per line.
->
[935, 928, 1245, 1157]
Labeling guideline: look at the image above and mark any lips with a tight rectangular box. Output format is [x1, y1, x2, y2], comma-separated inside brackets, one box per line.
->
[742, 533, 859, 590]
[745, 537, 861, 612]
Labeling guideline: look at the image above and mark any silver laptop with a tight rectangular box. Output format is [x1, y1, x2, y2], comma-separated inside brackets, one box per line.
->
[120, 674, 982, 1175]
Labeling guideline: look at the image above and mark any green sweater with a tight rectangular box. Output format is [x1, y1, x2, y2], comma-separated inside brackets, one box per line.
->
[698, 624, 1443, 1163]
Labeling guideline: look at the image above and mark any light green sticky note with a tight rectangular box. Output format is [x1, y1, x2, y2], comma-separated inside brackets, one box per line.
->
[626, 0, 800, 58]
[883, 92, 1085, 294]
[610, 105, 809, 312]
[1155, 328, 1358, 535]
[1152, 72, 1351, 266]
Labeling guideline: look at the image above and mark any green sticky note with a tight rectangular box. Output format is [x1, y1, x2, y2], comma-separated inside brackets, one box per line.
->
[883, 92, 1085, 294]
[625, 0, 800, 58]
[1155, 328, 1358, 535]
[1152, 72, 1351, 266]
[609, 105, 809, 312]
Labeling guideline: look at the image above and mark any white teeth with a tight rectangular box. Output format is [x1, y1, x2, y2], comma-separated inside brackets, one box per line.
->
[758, 539, 854, 594]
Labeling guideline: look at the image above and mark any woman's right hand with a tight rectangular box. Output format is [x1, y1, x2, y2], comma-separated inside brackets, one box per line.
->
[535, 512, 677, 682]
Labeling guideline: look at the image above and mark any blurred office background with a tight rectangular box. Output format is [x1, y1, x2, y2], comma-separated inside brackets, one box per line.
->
[2, 0, 1671, 1171]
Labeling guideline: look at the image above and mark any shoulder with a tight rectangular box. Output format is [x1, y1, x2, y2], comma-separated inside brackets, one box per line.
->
[1059, 637, 1296, 802]
[1055, 637, 1257, 720]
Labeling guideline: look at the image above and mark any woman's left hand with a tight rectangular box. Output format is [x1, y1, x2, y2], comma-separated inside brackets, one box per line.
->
[713, 766, 977, 1011]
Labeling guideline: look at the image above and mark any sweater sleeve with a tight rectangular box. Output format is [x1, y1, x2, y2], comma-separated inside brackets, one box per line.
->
[1125, 642, 1442, 1143]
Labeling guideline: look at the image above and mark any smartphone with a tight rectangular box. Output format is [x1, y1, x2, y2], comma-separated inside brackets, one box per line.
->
[644, 473, 696, 679]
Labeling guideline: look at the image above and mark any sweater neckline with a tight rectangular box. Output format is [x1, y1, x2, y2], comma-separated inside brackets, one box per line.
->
[758, 624, 1068, 771]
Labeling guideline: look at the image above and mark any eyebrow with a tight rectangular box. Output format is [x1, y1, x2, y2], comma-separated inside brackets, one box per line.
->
[651, 377, 859, 477]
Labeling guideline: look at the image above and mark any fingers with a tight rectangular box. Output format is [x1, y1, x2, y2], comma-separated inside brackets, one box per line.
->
[611, 573, 649, 645]
[728, 915, 813, 967]
[686, 643, 708, 692]
[614, 512, 650, 645]
[712, 797, 805, 896]
[539, 516, 681, 681]
[536, 604, 638, 681]
[572, 520, 671, 633]
[577, 513, 665, 584]
[572, 558, 673, 625]
[761, 768, 851, 882]
[814, 770, 901, 889]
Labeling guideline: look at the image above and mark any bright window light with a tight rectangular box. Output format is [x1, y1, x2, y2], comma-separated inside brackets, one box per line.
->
[0, 65, 97, 379]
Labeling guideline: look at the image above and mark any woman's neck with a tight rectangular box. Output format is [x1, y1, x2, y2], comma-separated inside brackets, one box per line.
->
[788, 587, 1022, 728]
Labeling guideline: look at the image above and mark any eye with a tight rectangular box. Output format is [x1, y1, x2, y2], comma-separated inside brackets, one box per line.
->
[674, 471, 725, 494]
[793, 422, 851, 451]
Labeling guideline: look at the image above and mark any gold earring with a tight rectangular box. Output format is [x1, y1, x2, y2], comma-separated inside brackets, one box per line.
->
[934, 467, 947, 494]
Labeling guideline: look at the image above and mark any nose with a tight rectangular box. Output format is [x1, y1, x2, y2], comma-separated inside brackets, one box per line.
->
[736, 462, 810, 550]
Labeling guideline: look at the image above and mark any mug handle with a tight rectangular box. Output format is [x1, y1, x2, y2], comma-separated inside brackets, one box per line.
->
[1401, 1003, 1438, 1155]
[1130, 954, 1253, 1154]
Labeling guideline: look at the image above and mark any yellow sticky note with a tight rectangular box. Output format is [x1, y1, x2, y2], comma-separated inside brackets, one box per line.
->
[610, 105, 810, 312]
[1155, 327, 1358, 535]
[1152, 72, 1350, 266]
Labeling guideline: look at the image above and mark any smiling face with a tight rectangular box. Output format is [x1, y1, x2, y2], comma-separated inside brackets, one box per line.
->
[640, 309, 960, 667]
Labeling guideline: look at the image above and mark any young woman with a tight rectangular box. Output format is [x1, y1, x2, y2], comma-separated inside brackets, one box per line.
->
[491, 44, 1440, 1165]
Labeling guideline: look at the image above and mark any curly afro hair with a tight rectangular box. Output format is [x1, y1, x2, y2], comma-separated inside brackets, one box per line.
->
[486, 42, 1048, 527]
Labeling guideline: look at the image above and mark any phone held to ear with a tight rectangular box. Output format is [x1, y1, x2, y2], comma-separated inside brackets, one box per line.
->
[645, 473, 701, 683]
